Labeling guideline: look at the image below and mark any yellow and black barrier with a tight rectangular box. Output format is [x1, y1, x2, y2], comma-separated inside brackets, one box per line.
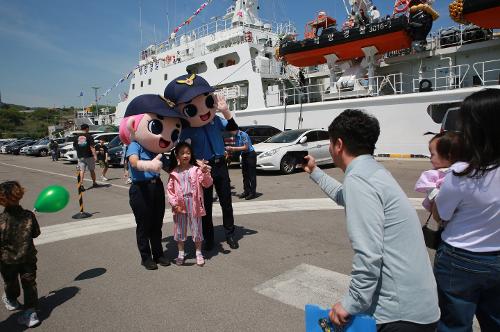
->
[72, 170, 92, 219]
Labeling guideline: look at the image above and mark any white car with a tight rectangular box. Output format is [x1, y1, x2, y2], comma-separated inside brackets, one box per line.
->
[65, 150, 78, 163]
[254, 129, 333, 174]
[59, 142, 77, 162]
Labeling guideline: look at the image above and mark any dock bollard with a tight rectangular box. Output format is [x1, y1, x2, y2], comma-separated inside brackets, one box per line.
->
[72, 169, 92, 219]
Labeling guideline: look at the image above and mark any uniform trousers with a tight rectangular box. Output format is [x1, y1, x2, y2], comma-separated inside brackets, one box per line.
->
[202, 158, 235, 245]
[129, 179, 165, 262]
[241, 151, 257, 195]
[0, 259, 38, 309]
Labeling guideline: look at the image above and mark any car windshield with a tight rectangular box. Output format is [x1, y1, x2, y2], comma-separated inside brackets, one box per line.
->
[108, 136, 122, 148]
[265, 130, 308, 143]
[37, 138, 49, 145]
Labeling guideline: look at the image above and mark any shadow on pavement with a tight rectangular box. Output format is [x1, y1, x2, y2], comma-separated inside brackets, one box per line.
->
[0, 286, 80, 331]
[162, 225, 258, 261]
[74, 267, 107, 281]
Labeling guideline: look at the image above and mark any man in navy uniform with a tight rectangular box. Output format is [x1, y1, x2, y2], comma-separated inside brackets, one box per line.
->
[164, 74, 239, 251]
[226, 128, 257, 200]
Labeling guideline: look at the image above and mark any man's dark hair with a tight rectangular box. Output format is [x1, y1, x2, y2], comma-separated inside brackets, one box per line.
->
[81, 124, 89, 130]
[328, 109, 380, 156]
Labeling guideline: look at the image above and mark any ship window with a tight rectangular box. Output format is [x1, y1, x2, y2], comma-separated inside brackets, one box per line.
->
[426, 102, 461, 124]
[132, 84, 135, 90]
[186, 61, 207, 75]
[148, 79, 151, 85]
[164, 73, 168, 81]
[140, 81, 143, 87]
[214, 52, 240, 69]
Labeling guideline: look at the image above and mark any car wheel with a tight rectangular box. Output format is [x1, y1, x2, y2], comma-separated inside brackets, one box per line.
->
[39, 149, 48, 157]
[280, 154, 296, 175]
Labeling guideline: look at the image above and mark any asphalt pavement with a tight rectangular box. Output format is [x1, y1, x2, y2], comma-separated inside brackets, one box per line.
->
[0, 154, 444, 331]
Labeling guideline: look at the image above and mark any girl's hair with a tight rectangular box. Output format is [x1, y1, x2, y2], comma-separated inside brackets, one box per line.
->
[429, 131, 463, 164]
[0, 181, 25, 206]
[456, 89, 500, 177]
[119, 114, 145, 145]
[168, 142, 197, 172]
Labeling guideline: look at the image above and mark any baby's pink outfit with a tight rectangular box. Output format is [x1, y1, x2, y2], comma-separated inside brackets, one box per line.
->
[414, 168, 449, 211]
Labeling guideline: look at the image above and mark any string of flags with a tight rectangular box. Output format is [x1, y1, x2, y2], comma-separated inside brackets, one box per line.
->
[170, 0, 213, 39]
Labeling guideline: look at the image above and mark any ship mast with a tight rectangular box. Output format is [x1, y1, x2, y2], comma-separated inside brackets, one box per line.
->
[231, 0, 262, 26]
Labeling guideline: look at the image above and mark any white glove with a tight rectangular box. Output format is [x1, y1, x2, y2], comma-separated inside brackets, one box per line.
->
[136, 154, 163, 173]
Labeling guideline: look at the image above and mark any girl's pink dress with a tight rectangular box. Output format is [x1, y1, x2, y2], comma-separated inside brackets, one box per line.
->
[414, 168, 449, 211]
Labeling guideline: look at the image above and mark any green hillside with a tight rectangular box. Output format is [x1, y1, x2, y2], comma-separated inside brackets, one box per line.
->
[0, 103, 115, 138]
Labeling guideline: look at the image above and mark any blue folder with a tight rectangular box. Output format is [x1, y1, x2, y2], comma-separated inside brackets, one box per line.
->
[305, 304, 376, 332]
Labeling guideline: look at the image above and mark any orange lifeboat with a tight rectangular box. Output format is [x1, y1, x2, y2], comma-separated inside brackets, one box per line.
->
[280, 16, 413, 67]
[449, 0, 500, 29]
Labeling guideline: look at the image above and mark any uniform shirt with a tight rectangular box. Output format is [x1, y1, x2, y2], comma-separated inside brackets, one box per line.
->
[73, 133, 95, 158]
[95, 143, 108, 162]
[180, 116, 228, 160]
[436, 162, 500, 252]
[0, 205, 40, 264]
[310, 155, 439, 324]
[234, 130, 255, 153]
[126, 141, 160, 182]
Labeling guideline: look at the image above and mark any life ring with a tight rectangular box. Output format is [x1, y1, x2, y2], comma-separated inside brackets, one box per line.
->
[419, 79, 433, 92]
[245, 31, 253, 43]
[394, 0, 410, 14]
[165, 55, 172, 64]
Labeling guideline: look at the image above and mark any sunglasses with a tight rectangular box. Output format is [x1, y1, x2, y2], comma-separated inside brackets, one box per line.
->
[181, 93, 215, 118]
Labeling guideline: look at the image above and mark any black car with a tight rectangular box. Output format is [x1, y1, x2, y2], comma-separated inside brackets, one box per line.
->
[1, 139, 34, 154]
[11, 140, 37, 155]
[224, 125, 282, 165]
[107, 136, 125, 167]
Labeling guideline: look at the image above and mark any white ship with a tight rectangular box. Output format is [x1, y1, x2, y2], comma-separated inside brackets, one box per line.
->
[114, 0, 500, 156]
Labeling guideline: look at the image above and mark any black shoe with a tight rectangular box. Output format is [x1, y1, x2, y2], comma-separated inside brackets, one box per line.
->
[238, 192, 249, 199]
[226, 236, 239, 249]
[141, 259, 158, 270]
[203, 241, 214, 251]
[80, 186, 86, 192]
[245, 193, 257, 200]
[91, 183, 101, 188]
[155, 256, 171, 267]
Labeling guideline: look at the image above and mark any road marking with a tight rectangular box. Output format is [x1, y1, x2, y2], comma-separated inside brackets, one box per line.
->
[0, 161, 129, 189]
[254, 263, 350, 310]
[35, 198, 424, 246]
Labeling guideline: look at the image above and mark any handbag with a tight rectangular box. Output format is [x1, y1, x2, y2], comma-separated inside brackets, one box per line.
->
[422, 213, 443, 250]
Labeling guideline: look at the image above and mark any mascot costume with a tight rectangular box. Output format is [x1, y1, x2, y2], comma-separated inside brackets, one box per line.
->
[164, 74, 239, 251]
[119, 94, 185, 270]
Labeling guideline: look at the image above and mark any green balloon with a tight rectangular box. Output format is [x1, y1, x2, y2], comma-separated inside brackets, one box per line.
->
[34, 185, 70, 213]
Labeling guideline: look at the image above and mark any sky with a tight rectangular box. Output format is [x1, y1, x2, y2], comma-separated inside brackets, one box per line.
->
[0, 0, 453, 108]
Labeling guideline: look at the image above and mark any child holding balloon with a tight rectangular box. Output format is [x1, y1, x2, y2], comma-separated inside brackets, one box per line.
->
[0, 181, 41, 328]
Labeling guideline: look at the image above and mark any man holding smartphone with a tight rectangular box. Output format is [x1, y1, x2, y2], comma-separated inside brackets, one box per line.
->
[226, 129, 257, 200]
[303, 109, 439, 332]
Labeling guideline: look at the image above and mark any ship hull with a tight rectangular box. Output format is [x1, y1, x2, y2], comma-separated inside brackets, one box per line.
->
[233, 86, 500, 156]
[463, 0, 500, 29]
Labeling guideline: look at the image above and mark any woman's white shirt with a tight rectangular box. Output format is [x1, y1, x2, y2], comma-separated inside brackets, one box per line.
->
[436, 162, 500, 252]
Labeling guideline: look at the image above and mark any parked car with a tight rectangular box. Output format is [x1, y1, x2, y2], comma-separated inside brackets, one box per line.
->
[107, 136, 125, 167]
[92, 132, 119, 144]
[59, 132, 116, 163]
[224, 125, 282, 166]
[26, 137, 65, 157]
[1, 139, 34, 154]
[11, 140, 37, 155]
[0, 139, 16, 147]
[254, 129, 332, 174]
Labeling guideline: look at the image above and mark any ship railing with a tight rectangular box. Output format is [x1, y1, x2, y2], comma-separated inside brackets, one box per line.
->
[275, 73, 403, 105]
[412, 64, 470, 92]
[473, 59, 500, 86]
[141, 17, 295, 59]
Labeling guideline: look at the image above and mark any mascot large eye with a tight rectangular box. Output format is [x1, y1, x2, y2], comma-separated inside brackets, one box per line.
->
[205, 95, 215, 108]
[171, 129, 179, 142]
[183, 104, 197, 118]
[147, 119, 163, 135]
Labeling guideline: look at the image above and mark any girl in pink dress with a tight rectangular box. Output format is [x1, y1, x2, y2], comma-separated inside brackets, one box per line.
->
[414, 131, 463, 211]
[167, 142, 213, 266]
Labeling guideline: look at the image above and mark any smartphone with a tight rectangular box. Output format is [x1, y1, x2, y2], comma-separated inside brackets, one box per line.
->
[288, 151, 308, 168]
